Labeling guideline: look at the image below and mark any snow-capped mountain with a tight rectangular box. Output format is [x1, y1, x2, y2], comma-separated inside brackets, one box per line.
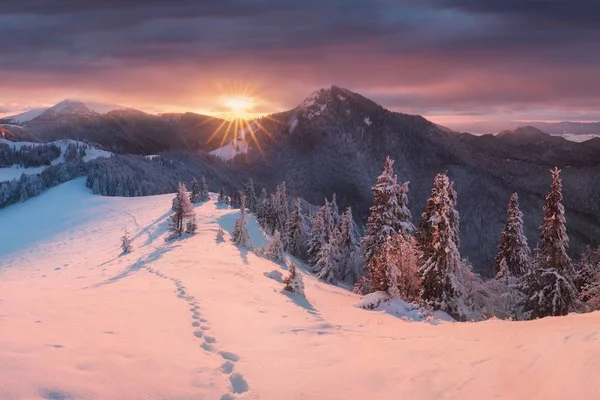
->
[2, 87, 600, 274]
[0, 101, 229, 154]
[2, 100, 126, 125]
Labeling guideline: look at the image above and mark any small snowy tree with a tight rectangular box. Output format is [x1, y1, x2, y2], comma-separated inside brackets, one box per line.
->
[494, 193, 531, 278]
[186, 216, 197, 234]
[218, 187, 227, 205]
[256, 188, 268, 222]
[329, 193, 340, 227]
[232, 195, 252, 248]
[244, 178, 257, 212]
[121, 228, 132, 254]
[216, 228, 225, 242]
[283, 262, 305, 298]
[316, 227, 341, 283]
[266, 229, 285, 263]
[189, 178, 201, 203]
[521, 168, 577, 319]
[307, 208, 327, 265]
[337, 207, 363, 285]
[284, 198, 307, 257]
[169, 183, 196, 237]
[575, 245, 596, 295]
[199, 176, 210, 202]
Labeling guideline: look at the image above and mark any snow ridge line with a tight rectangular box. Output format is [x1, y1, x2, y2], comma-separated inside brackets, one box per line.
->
[144, 265, 250, 399]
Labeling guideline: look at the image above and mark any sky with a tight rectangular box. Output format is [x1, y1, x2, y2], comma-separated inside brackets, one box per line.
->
[1, 0, 599, 130]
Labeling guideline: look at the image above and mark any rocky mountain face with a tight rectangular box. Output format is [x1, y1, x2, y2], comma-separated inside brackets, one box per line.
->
[2, 88, 600, 274]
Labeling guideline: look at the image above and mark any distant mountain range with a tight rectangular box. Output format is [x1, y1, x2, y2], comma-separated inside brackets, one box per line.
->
[450, 120, 600, 136]
[2, 88, 600, 274]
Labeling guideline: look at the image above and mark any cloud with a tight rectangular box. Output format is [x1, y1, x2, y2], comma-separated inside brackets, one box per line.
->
[0, 0, 598, 123]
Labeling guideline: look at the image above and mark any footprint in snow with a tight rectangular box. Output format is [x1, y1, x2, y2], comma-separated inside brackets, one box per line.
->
[230, 372, 249, 394]
[192, 321, 200, 327]
[221, 361, 235, 374]
[204, 336, 216, 343]
[201, 342, 213, 351]
[219, 351, 240, 362]
[193, 330, 204, 339]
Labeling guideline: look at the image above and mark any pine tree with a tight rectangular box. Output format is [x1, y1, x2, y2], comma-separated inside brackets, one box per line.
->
[244, 178, 257, 213]
[218, 187, 227, 205]
[186, 217, 197, 234]
[322, 199, 334, 242]
[307, 208, 327, 265]
[361, 156, 414, 267]
[189, 178, 201, 203]
[232, 195, 252, 248]
[521, 168, 577, 319]
[273, 182, 289, 233]
[575, 246, 596, 298]
[216, 228, 225, 242]
[230, 190, 242, 209]
[494, 193, 531, 278]
[199, 176, 210, 202]
[419, 174, 462, 316]
[169, 183, 196, 237]
[361, 156, 415, 293]
[337, 207, 363, 285]
[121, 228, 132, 254]
[417, 174, 445, 262]
[256, 188, 268, 222]
[283, 262, 305, 298]
[284, 198, 306, 257]
[266, 229, 285, 263]
[329, 193, 340, 227]
[316, 227, 341, 283]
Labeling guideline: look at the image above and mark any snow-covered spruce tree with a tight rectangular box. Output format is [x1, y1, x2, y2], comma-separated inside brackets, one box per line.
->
[307, 208, 327, 265]
[419, 174, 462, 317]
[316, 227, 341, 283]
[416, 174, 444, 262]
[230, 190, 242, 209]
[337, 207, 364, 285]
[232, 195, 252, 248]
[186, 216, 197, 234]
[361, 156, 414, 268]
[189, 178, 201, 203]
[575, 245, 596, 296]
[199, 176, 210, 202]
[256, 188, 268, 222]
[322, 199, 334, 242]
[273, 182, 290, 234]
[243, 178, 257, 213]
[266, 229, 285, 264]
[169, 183, 196, 237]
[283, 262, 305, 298]
[218, 187, 228, 205]
[216, 228, 225, 242]
[361, 156, 415, 293]
[121, 228, 133, 254]
[329, 193, 340, 227]
[494, 193, 531, 278]
[521, 168, 577, 319]
[284, 198, 307, 257]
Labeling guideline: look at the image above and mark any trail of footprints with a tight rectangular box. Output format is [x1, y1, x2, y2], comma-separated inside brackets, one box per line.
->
[144, 266, 249, 399]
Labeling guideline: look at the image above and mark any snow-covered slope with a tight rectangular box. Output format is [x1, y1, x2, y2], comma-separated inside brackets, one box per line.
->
[1, 180, 599, 399]
[3, 101, 126, 125]
[0, 139, 111, 182]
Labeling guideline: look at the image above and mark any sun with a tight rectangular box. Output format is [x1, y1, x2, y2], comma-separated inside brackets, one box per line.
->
[220, 95, 256, 120]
